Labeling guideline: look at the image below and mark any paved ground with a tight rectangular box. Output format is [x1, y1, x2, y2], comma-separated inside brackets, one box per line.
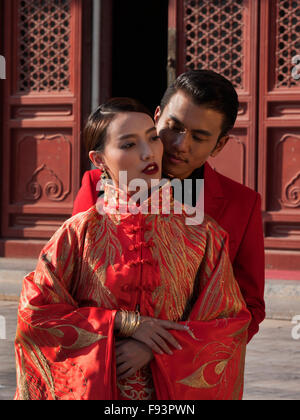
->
[0, 301, 299, 400]
[244, 318, 300, 400]
[0, 302, 18, 400]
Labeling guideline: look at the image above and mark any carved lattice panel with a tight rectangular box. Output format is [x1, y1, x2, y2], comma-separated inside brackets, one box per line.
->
[173, 0, 258, 187]
[2, 0, 83, 252]
[259, 0, 300, 270]
[17, 0, 71, 92]
[183, 0, 245, 89]
[275, 0, 300, 88]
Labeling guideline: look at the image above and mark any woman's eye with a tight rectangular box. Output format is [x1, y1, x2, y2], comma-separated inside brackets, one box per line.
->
[121, 143, 135, 150]
[151, 136, 160, 141]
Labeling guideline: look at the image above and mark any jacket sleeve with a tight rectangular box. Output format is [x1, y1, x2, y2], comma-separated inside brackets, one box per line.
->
[15, 220, 117, 400]
[233, 193, 265, 342]
[151, 225, 251, 400]
[72, 170, 101, 216]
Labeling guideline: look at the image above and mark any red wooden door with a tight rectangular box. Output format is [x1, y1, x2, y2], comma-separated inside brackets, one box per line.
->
[259, 0, 300, 270]
[1, 0, 83, 257]
[169, 0, 300, 271]
[168, 0, 259, 189]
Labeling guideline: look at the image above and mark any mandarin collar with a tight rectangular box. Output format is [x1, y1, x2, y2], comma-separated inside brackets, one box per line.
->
[97, 180, 176, 219]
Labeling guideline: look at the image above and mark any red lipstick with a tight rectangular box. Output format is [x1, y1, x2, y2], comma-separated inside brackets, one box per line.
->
[142, 163, 159, 175]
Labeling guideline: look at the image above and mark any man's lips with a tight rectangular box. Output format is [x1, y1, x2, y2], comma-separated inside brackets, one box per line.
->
[165, 152, 188, 164]
[142, 163, 159, 175]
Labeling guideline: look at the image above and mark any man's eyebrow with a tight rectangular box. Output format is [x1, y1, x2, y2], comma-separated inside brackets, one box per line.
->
[169, 114, 213, 137]
[118, 126, 156, 141]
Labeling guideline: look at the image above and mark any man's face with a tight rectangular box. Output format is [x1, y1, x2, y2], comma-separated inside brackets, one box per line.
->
[155, 90, 229, 179]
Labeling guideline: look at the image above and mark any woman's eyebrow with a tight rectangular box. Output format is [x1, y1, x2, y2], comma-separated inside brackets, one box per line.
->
[118, 134, 138, 141]
[145, 126, 156, 134]
[118, 127, 156, 141]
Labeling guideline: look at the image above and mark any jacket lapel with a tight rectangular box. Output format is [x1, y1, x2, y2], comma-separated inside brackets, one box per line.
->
[204, 162, 229, 225]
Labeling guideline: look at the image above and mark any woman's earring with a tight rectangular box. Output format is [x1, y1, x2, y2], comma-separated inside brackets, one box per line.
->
[100, 165, 108, 179]
[99, 165, 109, 189]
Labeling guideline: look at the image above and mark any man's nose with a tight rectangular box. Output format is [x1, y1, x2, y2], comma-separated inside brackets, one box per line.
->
[173, 131, 191, 152]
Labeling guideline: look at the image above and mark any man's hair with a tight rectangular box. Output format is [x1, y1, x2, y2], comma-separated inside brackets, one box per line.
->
[84, 97, 153, 153]
[160, 70, 239, 137]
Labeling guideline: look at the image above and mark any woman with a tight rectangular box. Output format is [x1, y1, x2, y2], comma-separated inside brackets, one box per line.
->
[15, 98, 251, 400]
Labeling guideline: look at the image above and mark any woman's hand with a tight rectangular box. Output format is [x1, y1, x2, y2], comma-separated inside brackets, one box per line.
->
[116, 338, 154, 380]
[132, 316, 187, 355]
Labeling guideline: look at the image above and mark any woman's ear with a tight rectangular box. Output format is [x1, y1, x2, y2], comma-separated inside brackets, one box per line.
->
[89, 151, 104, 169]
[210, 135, 230, 158]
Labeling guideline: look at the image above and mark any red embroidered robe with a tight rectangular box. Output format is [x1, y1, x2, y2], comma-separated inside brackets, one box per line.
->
[15, 183, 251, 400]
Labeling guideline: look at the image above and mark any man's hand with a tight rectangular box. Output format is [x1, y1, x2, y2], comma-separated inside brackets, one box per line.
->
[116, 338, 154, 380]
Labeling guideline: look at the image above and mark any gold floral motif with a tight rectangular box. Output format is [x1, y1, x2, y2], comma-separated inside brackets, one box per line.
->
[117, 365, 155, 400]
[49, 325, 107, 350]
[177, 337, 247, 399]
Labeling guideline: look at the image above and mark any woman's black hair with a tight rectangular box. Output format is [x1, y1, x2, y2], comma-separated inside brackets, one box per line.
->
[84, 97, 153, 153]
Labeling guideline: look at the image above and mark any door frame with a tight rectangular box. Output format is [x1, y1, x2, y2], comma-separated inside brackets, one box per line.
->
[0, 0, 86, 257]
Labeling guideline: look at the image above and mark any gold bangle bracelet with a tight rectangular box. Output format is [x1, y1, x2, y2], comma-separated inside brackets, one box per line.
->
[118, 309, 141, 337]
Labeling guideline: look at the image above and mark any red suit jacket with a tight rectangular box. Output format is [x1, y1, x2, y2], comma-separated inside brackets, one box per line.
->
[72, 163, 265, 342]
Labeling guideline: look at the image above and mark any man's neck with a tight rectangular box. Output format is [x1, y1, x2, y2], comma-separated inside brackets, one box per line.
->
[162, 164, 205, 181]
[163, 164, 205, 208]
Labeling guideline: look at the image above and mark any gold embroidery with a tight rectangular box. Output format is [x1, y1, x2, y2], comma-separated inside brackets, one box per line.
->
[50, 325, 107, 350]
[16, 327, 91, 400]
[16, 330, 56, 400]
[150, 210, 206, 320]
[191, 219, 245, 321]
[15, 181, 248, 401]
[117, 365, 155, 400]
[77, 213, 122, 307]
[177, 337, 247, 400]
[15, 344, 30, 400]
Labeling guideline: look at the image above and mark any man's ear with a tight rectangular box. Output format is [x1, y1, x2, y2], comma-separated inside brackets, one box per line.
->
[89, 151, 104, 169]
[210, 135, 230, 158]
[154, 106, 161, 124]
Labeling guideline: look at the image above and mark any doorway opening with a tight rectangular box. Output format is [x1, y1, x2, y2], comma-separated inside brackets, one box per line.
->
[111, 0, 169, 115]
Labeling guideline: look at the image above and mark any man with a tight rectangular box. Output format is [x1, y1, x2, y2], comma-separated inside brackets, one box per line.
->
[72, 70, 265, 343]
